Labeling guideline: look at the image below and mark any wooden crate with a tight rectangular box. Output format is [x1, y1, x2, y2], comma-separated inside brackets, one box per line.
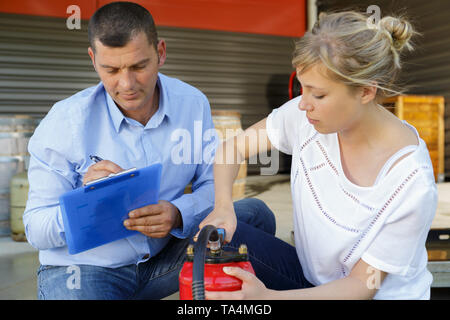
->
[426, 229, 450, 261]
[428, 183, 450, 261]
[382, 95, 445, 182]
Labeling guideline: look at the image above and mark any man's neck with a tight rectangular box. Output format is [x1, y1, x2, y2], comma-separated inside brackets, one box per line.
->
[120, 86, 160, 126]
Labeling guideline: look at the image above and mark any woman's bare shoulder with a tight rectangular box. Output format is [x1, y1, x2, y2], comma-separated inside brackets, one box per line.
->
[392, 118, 419, 148]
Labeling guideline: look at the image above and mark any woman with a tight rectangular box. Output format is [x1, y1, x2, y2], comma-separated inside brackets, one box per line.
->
[199, 11, 437, 300]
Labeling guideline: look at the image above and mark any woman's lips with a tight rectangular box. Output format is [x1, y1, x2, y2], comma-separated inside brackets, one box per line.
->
[307, 116, 319, 125]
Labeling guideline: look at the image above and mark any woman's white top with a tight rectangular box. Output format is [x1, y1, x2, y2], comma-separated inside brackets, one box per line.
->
[266, 96, 438, 300]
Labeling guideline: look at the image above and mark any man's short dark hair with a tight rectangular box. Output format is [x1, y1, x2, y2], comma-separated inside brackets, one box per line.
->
[88, 1, 158, 52]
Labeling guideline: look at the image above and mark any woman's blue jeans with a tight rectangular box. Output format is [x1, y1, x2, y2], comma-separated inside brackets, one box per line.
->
[37, 198, 311, 299]
[227, 200, 313, 291]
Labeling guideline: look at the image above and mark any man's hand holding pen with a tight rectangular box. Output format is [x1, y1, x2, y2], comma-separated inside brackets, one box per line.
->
[83, 155, 183, 238]
[83, 157, 123, 186]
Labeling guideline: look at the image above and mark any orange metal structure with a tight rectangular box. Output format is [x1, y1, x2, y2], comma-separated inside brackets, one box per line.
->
[0, 0, 306, 37]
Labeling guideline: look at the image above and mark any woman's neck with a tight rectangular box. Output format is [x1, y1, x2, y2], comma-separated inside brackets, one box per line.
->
[337, 102, 387, 151]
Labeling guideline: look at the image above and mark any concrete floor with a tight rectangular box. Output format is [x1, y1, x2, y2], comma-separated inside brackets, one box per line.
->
[0, 238, 39, 300]
[1, 174, 449, 300]
[0, 174, 293, 300]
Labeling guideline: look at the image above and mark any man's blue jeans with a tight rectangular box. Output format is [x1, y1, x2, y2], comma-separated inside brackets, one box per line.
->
[38, 198, 282, 299]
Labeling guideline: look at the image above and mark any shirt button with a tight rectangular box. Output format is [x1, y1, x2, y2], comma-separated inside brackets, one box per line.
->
[142, 254, 150, 260]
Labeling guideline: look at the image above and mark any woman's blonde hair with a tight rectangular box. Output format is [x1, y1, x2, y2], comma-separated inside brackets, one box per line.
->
[292, 10, 417, 99]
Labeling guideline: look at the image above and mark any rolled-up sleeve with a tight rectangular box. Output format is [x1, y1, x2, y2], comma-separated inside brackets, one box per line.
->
[266, 95, 305, 155]
[170, 97, 218, 239]
[361, 172, 437, 277]
[23, 105, 79, 250]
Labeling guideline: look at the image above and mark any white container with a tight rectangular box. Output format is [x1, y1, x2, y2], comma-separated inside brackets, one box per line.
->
[0, 190, 10, 236]
[0, 116, 38, 237]
[0, 116, 37, 132]
[0, 132, 33, 156]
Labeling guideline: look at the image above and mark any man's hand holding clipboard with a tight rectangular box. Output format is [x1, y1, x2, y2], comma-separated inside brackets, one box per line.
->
[84, 156, 182, 239]
[123, 200, 182, 238]
[60, 159, 165, 254]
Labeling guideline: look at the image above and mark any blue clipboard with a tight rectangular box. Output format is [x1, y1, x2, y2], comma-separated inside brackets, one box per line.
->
[59, 163, 162, 254]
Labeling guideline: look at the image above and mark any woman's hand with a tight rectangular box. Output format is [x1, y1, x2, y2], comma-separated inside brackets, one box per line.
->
[196, 203, 237, 243]
[205, 267, 271, 300]
[198, 118, 270, 243]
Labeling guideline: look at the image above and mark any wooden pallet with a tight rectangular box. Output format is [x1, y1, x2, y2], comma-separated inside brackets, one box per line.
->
[429, 261, 450, 288]
[428, 183, 450, 261]
[427, 229, 450, 261]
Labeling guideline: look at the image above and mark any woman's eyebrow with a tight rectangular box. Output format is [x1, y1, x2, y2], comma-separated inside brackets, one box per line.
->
[302, 84, 325, 90]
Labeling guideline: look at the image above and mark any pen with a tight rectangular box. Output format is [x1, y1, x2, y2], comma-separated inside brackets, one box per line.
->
[89, 155, 104, 163]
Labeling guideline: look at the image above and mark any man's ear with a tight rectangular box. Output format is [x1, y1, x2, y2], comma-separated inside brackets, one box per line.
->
[88, 47, 97, 72]
[360, 83, 378, 105]
[156, 39, 167, 67]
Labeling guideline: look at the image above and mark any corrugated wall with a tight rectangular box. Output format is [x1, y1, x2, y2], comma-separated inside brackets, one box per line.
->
[316, 0, 450, 179]
[0, 12, 296, 173]
[0, 13, 96, 114]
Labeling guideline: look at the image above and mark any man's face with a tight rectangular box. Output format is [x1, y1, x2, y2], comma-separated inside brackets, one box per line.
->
[88, 32, 166, 116]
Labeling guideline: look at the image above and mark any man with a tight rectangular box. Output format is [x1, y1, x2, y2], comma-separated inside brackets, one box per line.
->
[24, 1, 275, 300]
[24, 1, 216, 300]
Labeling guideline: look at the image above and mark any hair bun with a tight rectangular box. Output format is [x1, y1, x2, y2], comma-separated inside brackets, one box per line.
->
[379, 16, 415, 52]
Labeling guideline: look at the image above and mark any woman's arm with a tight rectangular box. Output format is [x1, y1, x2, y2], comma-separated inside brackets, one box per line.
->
[197, 118, 272, 241]
[214, 118, 271, 206]
[206, 258, 387, 300]
[269, 259, 387, 300]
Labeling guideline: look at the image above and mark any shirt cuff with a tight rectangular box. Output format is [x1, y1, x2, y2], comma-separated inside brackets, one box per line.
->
[361, 252, 411, 276]
[169, 195, 195, 239]
[56, 206, 67, 246]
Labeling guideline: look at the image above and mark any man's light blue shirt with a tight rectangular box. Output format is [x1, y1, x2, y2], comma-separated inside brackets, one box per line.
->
[23, 73, 218, 268]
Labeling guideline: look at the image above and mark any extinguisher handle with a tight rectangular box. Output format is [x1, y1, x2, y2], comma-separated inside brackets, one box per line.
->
[207, 228, 226, 247]
[217, 228, 226, 244]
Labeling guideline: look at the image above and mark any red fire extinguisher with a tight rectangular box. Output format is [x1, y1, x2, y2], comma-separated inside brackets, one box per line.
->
[289, 70, 302, 100]
[179, 225, 255, 300]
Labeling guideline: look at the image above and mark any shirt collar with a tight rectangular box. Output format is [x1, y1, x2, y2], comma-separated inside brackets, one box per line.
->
[105, 88, 125, 133]
[104, 73, 171, 133]
[154, 73, 176, 121]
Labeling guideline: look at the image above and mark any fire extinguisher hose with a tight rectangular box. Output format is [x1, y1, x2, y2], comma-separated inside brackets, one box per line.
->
[192, 224, 220, 300]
